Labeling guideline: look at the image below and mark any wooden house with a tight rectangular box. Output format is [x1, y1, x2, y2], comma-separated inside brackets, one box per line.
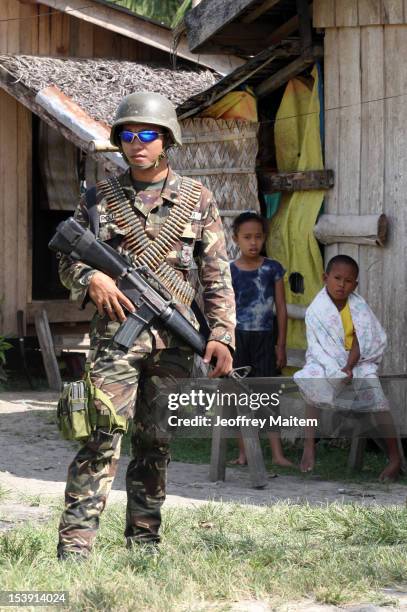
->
[0, 0, 259, 345]
[182, 0, 407, 376]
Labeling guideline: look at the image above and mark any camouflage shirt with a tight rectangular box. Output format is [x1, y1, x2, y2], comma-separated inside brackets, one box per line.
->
[59, 167, 236, 351]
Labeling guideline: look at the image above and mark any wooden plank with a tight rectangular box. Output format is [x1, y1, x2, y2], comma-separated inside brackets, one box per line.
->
[50, 10, 70, 56]
[19, 1, 37, 53]
[26, 300, 95, 324]
[382, 24, 407, 374]
[359, 26, 385, 302]
[381, 0, 404, 23]
[0, 92, 5, 332]
[313, 0, 335, 27]
[76, 18, 94, 57]
[358, 0, 382, 24]
[0, 0, 9, 54]
[259, 170, 334, 192]
[38, 3, 50, 55]
[34, 310, 62, 391]
[119, 31, 133, 60]
[184, 0, 257, 52]
[16, 103, 31, 317]
[323, 28, 341, 262]
[336, 27, 361, 265]
[93, 24, 117, 58]
[255, 49, 323, 98]
[53, 333, 90, 351]
[7, 0, 20, 54]
[2, 92, 18, 336]
[37, 0, 245, 76]
[336, 0, 358, 26]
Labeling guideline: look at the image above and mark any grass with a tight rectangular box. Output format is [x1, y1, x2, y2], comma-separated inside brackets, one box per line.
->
[0, 485, 10, 502]
[122, 430, 407, 485]
[1, 502, 407, 610]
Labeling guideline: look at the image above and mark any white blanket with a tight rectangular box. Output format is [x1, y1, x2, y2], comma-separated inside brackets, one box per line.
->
[294, 287, 388, 410]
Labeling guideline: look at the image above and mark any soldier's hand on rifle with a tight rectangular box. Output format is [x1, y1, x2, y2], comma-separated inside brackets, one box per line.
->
[89, 271, 135, 322]
[204, 341, 233, 378]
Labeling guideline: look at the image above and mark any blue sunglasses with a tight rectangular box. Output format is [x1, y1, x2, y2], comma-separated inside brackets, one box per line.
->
[119, 130, 164, 144]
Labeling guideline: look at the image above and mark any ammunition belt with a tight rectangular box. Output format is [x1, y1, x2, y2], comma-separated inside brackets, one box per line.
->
[98, 176, 202, 306]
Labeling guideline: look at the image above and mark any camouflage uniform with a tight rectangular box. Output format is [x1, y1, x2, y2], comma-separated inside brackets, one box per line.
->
[57, 167, 236, 557]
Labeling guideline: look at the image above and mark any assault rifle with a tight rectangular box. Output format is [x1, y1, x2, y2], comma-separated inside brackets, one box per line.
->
[49, 217, 207, 356]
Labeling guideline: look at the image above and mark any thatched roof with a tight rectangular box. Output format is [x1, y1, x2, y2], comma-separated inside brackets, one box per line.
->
[0, 55, 219, 123]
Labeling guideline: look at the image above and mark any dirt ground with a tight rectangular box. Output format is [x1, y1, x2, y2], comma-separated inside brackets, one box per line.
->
[1, 392, 407, 611]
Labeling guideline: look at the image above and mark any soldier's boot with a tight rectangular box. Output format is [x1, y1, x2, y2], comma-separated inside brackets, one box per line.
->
[57, 429, 122, 558]
[124, 444, 170, 546]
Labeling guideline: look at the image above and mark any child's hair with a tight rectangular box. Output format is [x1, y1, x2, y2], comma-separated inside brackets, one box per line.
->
[232, 211, 268, 236]
[326, 254, 359, 277]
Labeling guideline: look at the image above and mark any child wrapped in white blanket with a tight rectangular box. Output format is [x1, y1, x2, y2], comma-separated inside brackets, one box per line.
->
[294, 255, 400, 480]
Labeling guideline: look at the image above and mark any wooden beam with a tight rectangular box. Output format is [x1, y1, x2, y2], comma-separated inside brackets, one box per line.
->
[185, 0, 258, 52]
[259, 170, 334, 192]
[27, 300, 95, 324]
[241, 0, 280, 24]
[264, 4, 312, 46]
[29, 0, 244, 75]
[177, 40, 298, 118]
[255, 46, 323, 97]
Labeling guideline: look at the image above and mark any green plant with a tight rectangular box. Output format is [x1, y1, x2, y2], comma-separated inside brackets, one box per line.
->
[0, 336, 12, 382]
[106, 0, 181, 27]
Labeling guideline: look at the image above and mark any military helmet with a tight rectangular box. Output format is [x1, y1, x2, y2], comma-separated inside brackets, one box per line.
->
[110, 92, 182, 148]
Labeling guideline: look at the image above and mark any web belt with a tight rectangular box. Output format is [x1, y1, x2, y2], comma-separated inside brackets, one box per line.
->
[98, 176, 202, 306]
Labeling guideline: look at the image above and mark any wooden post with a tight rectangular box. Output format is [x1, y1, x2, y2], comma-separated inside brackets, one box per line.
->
[34, 309, 62, 391]
[209, 402, 268, 488]
[209, 402, 228, 482]
[348, 435, 367, 471]
[314, 213, 388, 246]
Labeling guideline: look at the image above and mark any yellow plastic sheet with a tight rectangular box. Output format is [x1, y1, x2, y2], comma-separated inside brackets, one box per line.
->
[199, 89, 258, 121]
[266, 65, 324, 354]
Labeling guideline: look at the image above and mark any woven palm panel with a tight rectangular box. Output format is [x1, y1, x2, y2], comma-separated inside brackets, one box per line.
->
[168, 118, 260, 213]
[222, 216, 239, 260]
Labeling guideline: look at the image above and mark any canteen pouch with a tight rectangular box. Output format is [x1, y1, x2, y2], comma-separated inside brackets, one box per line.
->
[57, 376, 128, 442]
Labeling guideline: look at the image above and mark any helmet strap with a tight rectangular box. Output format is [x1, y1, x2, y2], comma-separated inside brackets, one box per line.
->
[154, 150, 167, 168]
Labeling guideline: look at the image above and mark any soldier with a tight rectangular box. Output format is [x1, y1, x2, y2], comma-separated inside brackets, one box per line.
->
[57, 92, 236, 560]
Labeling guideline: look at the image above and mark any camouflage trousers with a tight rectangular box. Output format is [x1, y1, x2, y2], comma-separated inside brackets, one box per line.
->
[58, 323, 194, 557]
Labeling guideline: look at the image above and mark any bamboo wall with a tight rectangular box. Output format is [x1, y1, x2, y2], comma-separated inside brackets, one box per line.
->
[322, 22, 407, 374]
[0, 0, 174, 334]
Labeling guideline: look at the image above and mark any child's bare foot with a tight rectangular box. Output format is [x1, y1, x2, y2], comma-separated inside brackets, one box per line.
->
[378, 459, 401, 482]
[300, 448, 315, 473]
[228, 457, 247, 466]
[272, 457, 296, 468]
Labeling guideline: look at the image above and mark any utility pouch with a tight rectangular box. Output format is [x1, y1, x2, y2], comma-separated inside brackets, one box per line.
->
[56, 375, 128, 442]
[57, 380, 93, 442]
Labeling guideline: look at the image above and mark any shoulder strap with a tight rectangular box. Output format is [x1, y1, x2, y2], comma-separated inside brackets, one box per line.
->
[84, 186, 99, 236]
